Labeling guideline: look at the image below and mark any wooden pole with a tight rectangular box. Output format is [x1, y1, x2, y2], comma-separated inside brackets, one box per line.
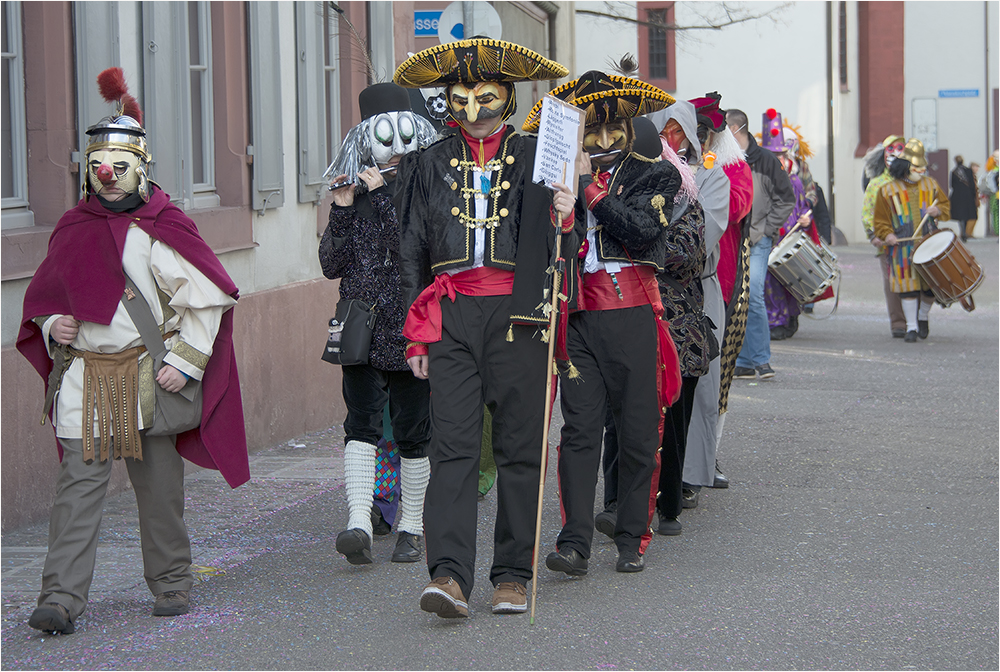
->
[530, 167, 568, 625]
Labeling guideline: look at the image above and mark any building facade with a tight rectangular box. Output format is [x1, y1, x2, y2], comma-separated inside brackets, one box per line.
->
[0, 0, 571, 530]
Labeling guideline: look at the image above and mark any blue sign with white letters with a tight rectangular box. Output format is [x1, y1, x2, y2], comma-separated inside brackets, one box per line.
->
[938, 89, 979, 98]
[415, 11, 441, 37]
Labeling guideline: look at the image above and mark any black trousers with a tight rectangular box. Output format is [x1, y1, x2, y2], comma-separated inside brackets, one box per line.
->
[558, 305, 660, 557]
[657, 375, 699, 519]
[341, 364, 430, 459]
[425, 293, 547, 600]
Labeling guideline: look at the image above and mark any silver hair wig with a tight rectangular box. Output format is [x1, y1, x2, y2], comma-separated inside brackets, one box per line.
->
[322, 114, 439, 191]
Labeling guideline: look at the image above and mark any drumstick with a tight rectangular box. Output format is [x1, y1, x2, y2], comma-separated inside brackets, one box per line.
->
[910, 199, 938, 240]
[785, 210, 812, 237]
[895, 199, 939, 242]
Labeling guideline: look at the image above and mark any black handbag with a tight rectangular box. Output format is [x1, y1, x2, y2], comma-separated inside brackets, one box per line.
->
[121, 274, 203, 436]
[661, 275, 720, 361]
[321, 299, 377, 366]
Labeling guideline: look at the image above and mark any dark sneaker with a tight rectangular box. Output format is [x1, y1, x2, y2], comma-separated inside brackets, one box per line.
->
[28, 603, 75, 634]
[681, 488, 699, 509]
[891, 329, 905, 338]
[615, 551, 645, 573]
[545, 548, 589, 576]
[756, 363, 775, 379]
[391, 531, 422, 563]
[656, 514, 682, 536]
[152, 590, 190, 617]
[918, 320, 929, 339]
[734, 366, 756, 379]
[904, 330, 918, 343]
[420, 577, 469, 618]
[491, 582, 527, 614]
[336, 528, 373, 565]
[371, 504, 391, 536]
[594, 502, 617, 539]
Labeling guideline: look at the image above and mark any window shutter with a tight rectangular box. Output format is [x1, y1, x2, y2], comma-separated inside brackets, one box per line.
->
[295, 2, 328, 205]
[73, 3, 120, 194]
[141, 2, 191, 204]
[248, 1, 285, 213]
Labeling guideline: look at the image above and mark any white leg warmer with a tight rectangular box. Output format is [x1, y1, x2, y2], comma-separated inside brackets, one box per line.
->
[918, 298, 932, 321]
[715, 412, 727, 449]
[397, 456, 430, 536]
[901, 297, 918, 333]
[344, 440, 376, 538]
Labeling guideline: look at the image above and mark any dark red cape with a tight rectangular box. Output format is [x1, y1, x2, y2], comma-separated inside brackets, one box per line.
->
[17, 187, 250, 488]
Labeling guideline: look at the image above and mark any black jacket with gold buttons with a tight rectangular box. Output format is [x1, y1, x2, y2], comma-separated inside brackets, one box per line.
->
[579, 152, 683, 271]
[395, 126, 579, 327]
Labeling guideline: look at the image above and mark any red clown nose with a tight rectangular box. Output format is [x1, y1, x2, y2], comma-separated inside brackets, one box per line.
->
[96, 163, 115, 184]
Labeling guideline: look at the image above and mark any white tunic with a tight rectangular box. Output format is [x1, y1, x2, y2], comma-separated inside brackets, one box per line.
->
[40, 225, 236, 439]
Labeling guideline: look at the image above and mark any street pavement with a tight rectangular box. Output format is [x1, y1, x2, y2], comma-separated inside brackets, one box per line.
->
[2, 240, 998, 671]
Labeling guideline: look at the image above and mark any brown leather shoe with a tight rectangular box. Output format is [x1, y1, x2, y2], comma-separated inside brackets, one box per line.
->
[491, 582, 527, 614]
[28, 603, 75, 634]
[152, 590, 190, 617]
[419, 577, 469, 618]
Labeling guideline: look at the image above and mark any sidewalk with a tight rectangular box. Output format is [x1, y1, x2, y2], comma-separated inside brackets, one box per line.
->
[2, 423, 347, 618]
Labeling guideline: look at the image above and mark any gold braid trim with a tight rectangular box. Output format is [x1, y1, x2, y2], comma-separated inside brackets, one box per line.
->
[169, 341, 210, 373]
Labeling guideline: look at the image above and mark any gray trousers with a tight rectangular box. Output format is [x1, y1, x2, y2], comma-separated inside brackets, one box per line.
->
[39, 433, 193, 619]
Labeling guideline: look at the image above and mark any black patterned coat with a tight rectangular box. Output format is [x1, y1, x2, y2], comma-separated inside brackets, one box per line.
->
[658, 200, 710, 377]
[319, 185, 408, 371]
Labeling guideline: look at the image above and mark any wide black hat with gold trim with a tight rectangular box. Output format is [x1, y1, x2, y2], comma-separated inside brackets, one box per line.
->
[394, 37, 568, 88]
[522, 70, 675, 132]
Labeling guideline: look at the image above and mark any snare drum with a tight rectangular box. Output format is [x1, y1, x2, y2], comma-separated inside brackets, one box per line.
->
[912, 229, 983, 306]
[767, 230, 839, 304]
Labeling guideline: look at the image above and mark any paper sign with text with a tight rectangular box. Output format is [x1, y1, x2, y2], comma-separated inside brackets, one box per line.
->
[531, 94, 585, 196]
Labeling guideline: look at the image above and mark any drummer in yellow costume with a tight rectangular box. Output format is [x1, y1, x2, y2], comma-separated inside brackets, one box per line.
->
[871, 139, 950, 343]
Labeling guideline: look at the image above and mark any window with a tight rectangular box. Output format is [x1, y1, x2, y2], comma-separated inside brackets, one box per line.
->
[2, 0, 31, 229]
[636, 2, 676, 92]
[323, 2, 341, 166]
[647, 8, 668, 80]
[188, 1, 216, 204]
[141, 0, 219, 210]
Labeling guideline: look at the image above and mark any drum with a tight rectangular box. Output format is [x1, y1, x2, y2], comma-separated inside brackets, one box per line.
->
[912, 229, 983, 307]
[767, 230, 839, 304]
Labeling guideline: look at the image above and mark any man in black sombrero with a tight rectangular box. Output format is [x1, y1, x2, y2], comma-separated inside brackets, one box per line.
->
[522, 69, 683, 576]
[393, 37, 578, 618]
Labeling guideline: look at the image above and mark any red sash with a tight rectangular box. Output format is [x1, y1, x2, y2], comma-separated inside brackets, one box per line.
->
[402, 267, 515, 345]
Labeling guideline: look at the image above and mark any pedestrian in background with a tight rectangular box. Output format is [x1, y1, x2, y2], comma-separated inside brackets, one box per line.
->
[949, 155, 979, 241]
[727, 109, 795, 379]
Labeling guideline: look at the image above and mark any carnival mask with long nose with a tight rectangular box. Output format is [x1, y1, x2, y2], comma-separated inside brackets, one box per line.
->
[585, 120, 632, 169]
[447, 82, 512, 124]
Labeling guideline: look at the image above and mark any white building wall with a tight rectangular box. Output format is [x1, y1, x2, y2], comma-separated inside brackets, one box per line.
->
[672, 1, 830, 204]
[574, 1, 638, 74]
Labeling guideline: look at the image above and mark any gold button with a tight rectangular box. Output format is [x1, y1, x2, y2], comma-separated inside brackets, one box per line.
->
[500, 208, 509, 217]
[505, 155, 515, 165]
[661, 406, 667, 413]
[450, 158, 459, 167]
[451, 182, 458, 190]
[451, 207, 460, 216]
[501, 181, 511, 190]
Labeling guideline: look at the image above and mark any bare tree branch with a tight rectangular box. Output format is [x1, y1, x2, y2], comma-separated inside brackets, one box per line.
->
[576, 2, 791, 32]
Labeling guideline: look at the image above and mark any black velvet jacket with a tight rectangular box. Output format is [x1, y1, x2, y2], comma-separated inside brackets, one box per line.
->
[583, 152, 683, 271]
[395, 127, 579, 328]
